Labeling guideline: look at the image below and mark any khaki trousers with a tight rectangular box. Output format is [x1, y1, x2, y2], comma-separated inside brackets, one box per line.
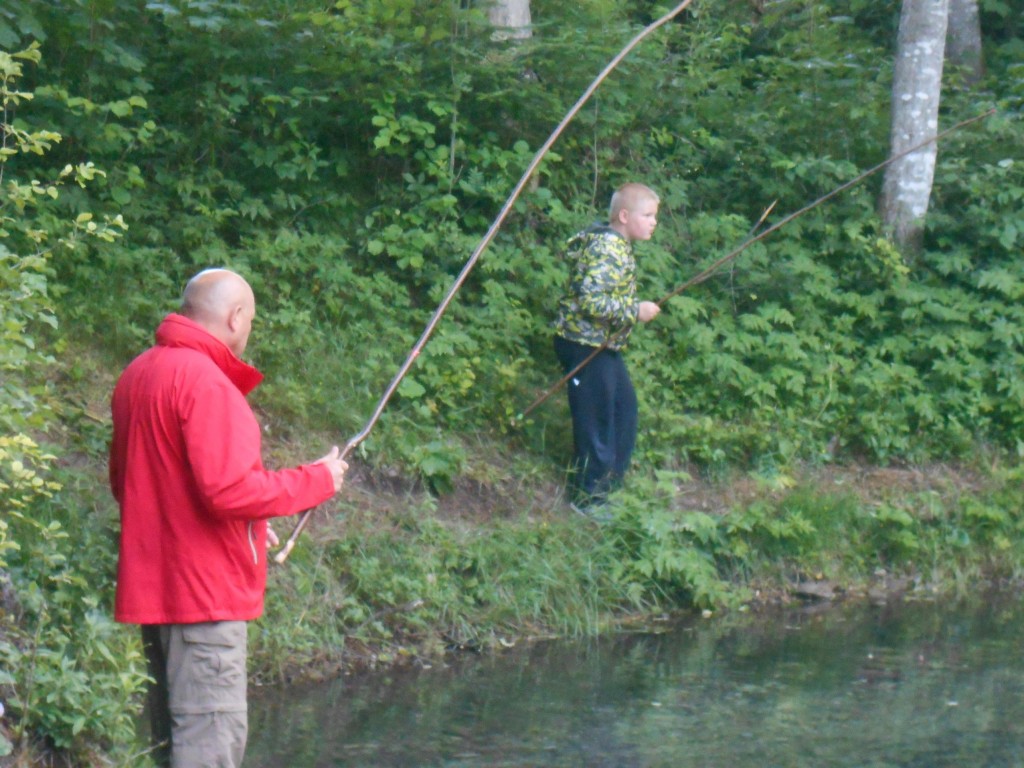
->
[142, 621, 249, 768]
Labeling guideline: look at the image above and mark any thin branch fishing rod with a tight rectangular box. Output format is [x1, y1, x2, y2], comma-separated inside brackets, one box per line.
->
[275, 0, 697, 565]
[514, 107, 996, 423]
[659, 198, 777, 305]
[515, 198, 777, 423]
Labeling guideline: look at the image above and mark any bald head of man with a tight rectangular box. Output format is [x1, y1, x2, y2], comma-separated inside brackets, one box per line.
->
[181, 268, 256, 357]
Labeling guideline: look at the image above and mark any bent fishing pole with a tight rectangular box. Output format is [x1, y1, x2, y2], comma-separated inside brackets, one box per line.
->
[274, 0, 697, 564]
[513, 107, 996, 423]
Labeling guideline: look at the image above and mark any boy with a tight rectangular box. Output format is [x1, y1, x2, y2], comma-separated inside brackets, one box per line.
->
[553, 182, 661, 514]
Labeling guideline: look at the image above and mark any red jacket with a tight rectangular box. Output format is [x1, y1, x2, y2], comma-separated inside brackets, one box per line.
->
[110, 313, 334, 624]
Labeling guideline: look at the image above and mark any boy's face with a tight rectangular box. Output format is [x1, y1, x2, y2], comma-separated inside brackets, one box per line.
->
[620, 198, 659, 242]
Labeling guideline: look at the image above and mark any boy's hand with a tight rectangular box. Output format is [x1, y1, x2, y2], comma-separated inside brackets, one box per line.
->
[638, 301, 660, 323]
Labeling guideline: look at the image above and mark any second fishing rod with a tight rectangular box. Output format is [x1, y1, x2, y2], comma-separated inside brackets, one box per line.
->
[515, 108, 996, 424]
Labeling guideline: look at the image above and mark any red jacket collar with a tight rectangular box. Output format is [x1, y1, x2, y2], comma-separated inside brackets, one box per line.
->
[155, 313, 264, 395]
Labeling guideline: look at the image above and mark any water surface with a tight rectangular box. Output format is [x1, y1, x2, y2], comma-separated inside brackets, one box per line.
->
[247, 596, 1024, 767]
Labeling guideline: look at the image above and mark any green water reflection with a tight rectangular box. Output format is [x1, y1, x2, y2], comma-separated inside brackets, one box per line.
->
[247, 596, 1024, 767]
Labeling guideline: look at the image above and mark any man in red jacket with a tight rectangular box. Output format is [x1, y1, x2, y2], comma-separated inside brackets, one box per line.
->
[110, 268, 348, 768]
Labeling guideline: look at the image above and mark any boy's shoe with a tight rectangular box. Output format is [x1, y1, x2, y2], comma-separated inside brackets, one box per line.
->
[569, 501, 613, 524]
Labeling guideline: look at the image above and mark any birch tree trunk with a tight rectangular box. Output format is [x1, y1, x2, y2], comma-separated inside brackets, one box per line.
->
[947, 0, 984, 84]
[880, 0, 950, 253]
[488, 0, 532, 41]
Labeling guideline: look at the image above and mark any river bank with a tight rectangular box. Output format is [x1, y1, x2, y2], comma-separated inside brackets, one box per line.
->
[250, 444, 1019, 685]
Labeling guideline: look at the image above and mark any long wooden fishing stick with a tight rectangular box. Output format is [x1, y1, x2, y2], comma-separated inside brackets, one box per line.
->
[275, 0, 697, 564]
[514, 107, 996, 423]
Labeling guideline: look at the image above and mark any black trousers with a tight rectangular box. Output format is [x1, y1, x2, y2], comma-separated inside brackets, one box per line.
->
[554, 336, 638, 503]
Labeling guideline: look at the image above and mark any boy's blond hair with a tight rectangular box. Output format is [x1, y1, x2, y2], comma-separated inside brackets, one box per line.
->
[609, 183, 660, 223]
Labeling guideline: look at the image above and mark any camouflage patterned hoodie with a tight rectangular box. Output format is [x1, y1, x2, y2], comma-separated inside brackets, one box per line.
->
[553, 224, 638, 350]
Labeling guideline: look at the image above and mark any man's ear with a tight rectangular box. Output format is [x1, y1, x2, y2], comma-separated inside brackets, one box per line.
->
[226, 303, 243, 333]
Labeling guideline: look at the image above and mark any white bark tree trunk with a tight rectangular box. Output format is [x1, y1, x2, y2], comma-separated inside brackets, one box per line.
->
[947, 0, 983, 84]
[881, 0, 949, 253]
[488, 0, 532, 41]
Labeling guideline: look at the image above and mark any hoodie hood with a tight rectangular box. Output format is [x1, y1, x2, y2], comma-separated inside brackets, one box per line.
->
[568, 223, 625, 249]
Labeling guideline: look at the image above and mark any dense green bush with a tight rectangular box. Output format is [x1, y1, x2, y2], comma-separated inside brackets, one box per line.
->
[0, 44, 147, 763]
[3, 1, 1015, 474]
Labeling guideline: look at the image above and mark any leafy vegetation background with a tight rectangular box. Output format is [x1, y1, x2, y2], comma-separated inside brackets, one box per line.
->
[1, 0, 1023, 763]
